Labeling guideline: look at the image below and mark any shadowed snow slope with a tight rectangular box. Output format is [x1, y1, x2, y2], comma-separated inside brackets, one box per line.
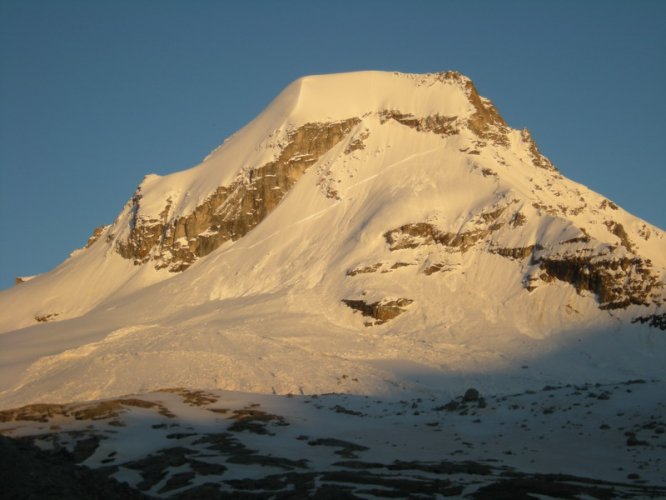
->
[0, 70, 664, 409]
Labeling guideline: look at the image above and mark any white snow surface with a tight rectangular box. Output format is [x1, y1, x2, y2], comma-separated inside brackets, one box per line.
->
[0, 70, 664, 411]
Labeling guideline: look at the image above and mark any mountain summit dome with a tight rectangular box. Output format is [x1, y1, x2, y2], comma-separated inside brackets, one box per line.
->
[250, 71, 482, 126]
[107, 71, 533, 275]
[0, 70, 664, 408]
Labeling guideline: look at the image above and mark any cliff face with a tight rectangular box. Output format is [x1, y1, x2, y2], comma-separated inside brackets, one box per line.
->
[116, 118, 360, 271]
[379, 206, 663, 314]
[534, 253, 661, 310]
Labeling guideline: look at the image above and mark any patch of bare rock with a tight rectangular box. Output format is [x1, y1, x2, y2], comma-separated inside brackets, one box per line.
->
[342, 298, 414, 326]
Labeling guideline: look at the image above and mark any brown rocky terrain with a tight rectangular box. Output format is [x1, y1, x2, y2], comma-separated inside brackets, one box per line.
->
[342, 298, 414, 326]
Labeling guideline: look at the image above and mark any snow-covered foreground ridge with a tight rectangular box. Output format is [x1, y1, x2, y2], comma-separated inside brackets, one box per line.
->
[0, 70, 664, 409]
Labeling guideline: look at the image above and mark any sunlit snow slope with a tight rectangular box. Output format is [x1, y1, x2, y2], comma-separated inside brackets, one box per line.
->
[0, 71, 664, 409]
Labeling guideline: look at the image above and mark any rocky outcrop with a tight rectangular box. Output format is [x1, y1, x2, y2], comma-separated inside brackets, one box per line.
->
[383, 214, 662, 312]
[410, 71, 511, 148]
[464, 80, 510, 148]
[510, 211, 527, 227]
[379, 110, 458, 136]
[34, 312, 59, 323]
[604, 220, 634, 252]
[116, 119, 360, 271]
[520, 129, 557, 171]
[85, 225, 109, 248]
[346, 263, 382, 276]
[534, 254, 661, 310]
[490, 245, 540, 260]
[631, 313, 666, 331]
[384, 222, 492, 253]
[344, 129, 370, 154]
[599, 199, 619, 211]
[423, 262, 450, 275]
[0, 398, 173, 423]
[346, 261, 414, 276]
[342, 298, 414, 326]
[377, 73, 511, 150]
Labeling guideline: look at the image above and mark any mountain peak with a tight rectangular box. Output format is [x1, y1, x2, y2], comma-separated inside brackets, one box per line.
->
[271, 70, 482, 128]
[0, 70, 664, 408]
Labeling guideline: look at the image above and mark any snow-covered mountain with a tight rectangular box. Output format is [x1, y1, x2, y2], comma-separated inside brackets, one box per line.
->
[0, 70, 664, 410]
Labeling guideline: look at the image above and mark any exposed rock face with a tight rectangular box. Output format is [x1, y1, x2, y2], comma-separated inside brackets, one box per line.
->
[464, 79, 510, 148]
[344, 129, 369, 154]
[346, 261, 414, 276]
[34, 312, 59, 323]
[423, 262, 449, 275]
[520, 129, 556, 171]
[463, 388, 480, 402]
[384, 221, 497, 253]
[342, 298, 414, 326]
[382, 210, 662, 312]
[379, 110, 458, 136]
[85, 225, 109, 248]
[604, 220, 634, 251]
[346, 263, 382, 276]
[490, 245, 540, 260]
[509, 212, 527, 227]
[117, 119, 360, 271]
[534, 254, 661, 310]
[378, 72, 513, 150]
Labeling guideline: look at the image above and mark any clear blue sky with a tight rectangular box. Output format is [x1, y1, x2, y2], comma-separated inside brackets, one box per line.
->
[1, 0, 664, 290]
